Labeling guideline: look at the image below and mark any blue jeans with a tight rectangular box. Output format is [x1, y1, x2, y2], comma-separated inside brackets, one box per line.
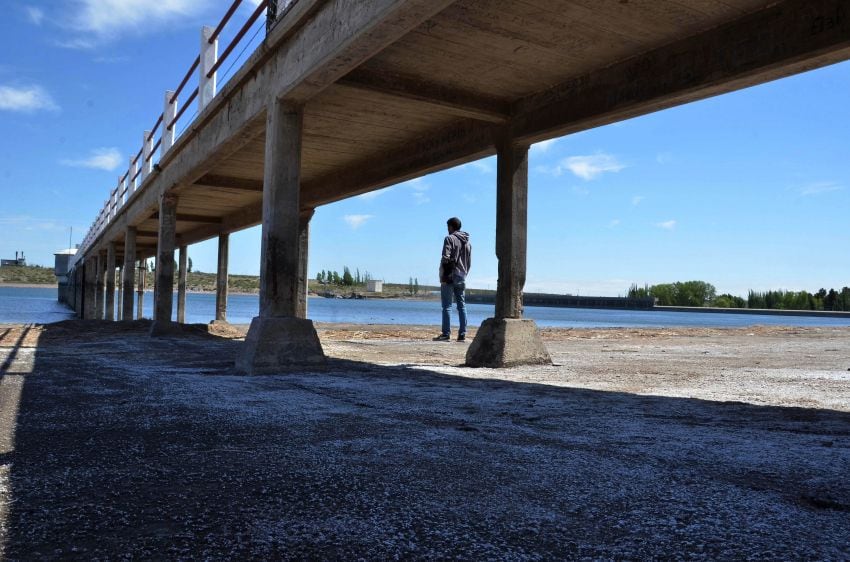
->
[441, 281, 467, 337]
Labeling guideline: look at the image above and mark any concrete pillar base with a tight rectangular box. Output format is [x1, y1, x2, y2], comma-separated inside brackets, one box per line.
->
[149, 320, 181, 337]
[465, 318, 552, 368]
[237, 316, 326, 374]
[209, 320, 230, 327]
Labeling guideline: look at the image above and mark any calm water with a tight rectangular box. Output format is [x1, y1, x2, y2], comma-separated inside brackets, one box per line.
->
[3, 286, 850, 329]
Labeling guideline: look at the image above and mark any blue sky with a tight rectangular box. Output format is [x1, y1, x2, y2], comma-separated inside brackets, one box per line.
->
[1, 1, 848, 298]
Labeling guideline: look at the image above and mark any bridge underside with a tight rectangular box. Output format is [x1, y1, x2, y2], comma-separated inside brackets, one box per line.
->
[68, 0, 850, 370]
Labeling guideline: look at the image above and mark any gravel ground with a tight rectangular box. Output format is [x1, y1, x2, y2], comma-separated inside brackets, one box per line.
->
[0, 320, 848, 559]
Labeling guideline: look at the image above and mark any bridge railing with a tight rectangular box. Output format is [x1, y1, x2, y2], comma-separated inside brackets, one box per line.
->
[74, 0, 297, 265]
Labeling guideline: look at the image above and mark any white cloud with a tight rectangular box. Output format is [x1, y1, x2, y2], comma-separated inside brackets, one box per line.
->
[412, 192, 430, 205]
[0, 84, 59, 112]
[632, 195, 645, 206]
[25, 6, 45, 25]
[799, 181, 844, 196]
[403, 177, 429, 191]
[531, 138, 558, 153]
[64, 0, 207, 42]
[60, 147, 122, 171]
[562, 154, 625, 180]
[608, 219, 620, 228]
[655, 220, 676, 230]
[343, 214, 373, 229]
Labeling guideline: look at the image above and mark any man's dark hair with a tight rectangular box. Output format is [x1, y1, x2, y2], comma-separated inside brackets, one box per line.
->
[447, 217, 462, 230]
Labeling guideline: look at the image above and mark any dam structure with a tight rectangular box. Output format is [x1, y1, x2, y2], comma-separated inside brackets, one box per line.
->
[61, 0, 850, 372]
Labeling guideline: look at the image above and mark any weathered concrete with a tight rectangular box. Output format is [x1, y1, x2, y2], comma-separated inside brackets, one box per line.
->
[215, 233, 229, 322]
[296, 210, 313, 319]
[136, 260, 146, 320]
[122, 227, 136, 321]
[151, 194, 178, 336]
[466, 318, 552, 368]
[177, 245, 187, 323]
[237, 316, 326, 373]
[468, 139, 549, 367]
[95, 253, 106, 320]
[83, 258, 97, 320]
[116, 265, 123, 321]
[239, 101, 325, 372]
[105, 243, 116, 321]
[494, 139, 528, 320]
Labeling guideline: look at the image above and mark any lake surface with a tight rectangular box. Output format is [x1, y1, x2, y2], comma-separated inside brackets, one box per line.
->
[3, 286, 850, 329]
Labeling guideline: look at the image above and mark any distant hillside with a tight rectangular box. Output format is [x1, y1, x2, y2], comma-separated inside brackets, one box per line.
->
[0, 264, 56, 284]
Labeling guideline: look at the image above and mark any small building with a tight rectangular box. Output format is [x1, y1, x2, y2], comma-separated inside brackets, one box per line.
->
[1, 251, 27, 267]
[366, 280, 383, 293]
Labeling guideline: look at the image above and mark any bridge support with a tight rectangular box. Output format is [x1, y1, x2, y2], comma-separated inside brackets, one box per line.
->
[296, 209, 313, 319]
[151, 193, 178, 335]
[95, 252, 106, 320]
[213, 233, 229, 323]
[177, 245, 187, 323]
[238, 101, 325, 374]
[466, 138, 551, 367]
[116, 265, 123, 320]
[83, 257, 97, 320]
[105, 242, 116, 321]
[137, 260, 146, 320]
[122, 227, 136, 321]
[74, 266, 83, 317]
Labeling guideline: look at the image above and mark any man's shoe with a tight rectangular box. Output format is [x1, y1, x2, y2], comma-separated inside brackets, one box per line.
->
[433, 334, 450, 341]
[457, 334, 466, 342]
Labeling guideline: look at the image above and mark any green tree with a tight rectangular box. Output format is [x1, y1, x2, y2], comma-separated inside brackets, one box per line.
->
[187, 257, 193, 273]
[342, 266, 354, 286]
[414, 277, 419, 295]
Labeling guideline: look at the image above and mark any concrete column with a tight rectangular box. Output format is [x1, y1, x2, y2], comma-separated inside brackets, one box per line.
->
[116, 265, 123, 321]
[215, 233, 229, 323]
[122, 227, 136, 321]
[105, 242, 116, 321]
[495, 140, 528, 319]
[137, 260, 146, 320]
[73, 267, 82, 317]
[150, 193, 178, 335]
[466, 137, 550, 368]
[177, 245, 187, 324]
[296, 210, 314, 319]
[237, 101, 325, 373]
[83, 257, 97, 319]
[95, 252, 106, 320]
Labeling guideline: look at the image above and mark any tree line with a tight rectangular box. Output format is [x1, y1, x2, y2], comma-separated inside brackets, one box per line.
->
[316, 267, 373, 286]
[628, 281, 850, 311]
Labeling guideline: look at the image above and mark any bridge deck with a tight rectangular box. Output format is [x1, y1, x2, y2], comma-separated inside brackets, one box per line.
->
[95, 0, 850, 260]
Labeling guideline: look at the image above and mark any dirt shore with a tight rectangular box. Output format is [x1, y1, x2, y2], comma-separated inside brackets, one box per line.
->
[1, 321, 848, 559]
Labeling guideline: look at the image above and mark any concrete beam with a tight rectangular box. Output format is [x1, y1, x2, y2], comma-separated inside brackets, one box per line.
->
[151, 212, 222, 224]
[337, 68, 510, 123]
[116, 265, 123, 321]
[494, 139, 528, 319]
[272, 0, 457, 103]
[194, 174, 264, 192]
[511, 0, 850, 144]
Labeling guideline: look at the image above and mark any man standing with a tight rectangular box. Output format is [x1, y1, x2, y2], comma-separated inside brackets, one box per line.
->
[435, 217, 471, 342]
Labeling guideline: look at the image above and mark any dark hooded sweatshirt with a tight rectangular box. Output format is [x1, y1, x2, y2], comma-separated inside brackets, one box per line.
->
[439, 230, 471, 283]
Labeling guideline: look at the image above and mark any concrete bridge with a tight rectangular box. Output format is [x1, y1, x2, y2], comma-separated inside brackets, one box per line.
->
[62, 0, 850, 373]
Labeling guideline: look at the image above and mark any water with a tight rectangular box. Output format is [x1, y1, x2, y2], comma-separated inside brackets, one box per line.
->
[3, 286, 850, 329]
